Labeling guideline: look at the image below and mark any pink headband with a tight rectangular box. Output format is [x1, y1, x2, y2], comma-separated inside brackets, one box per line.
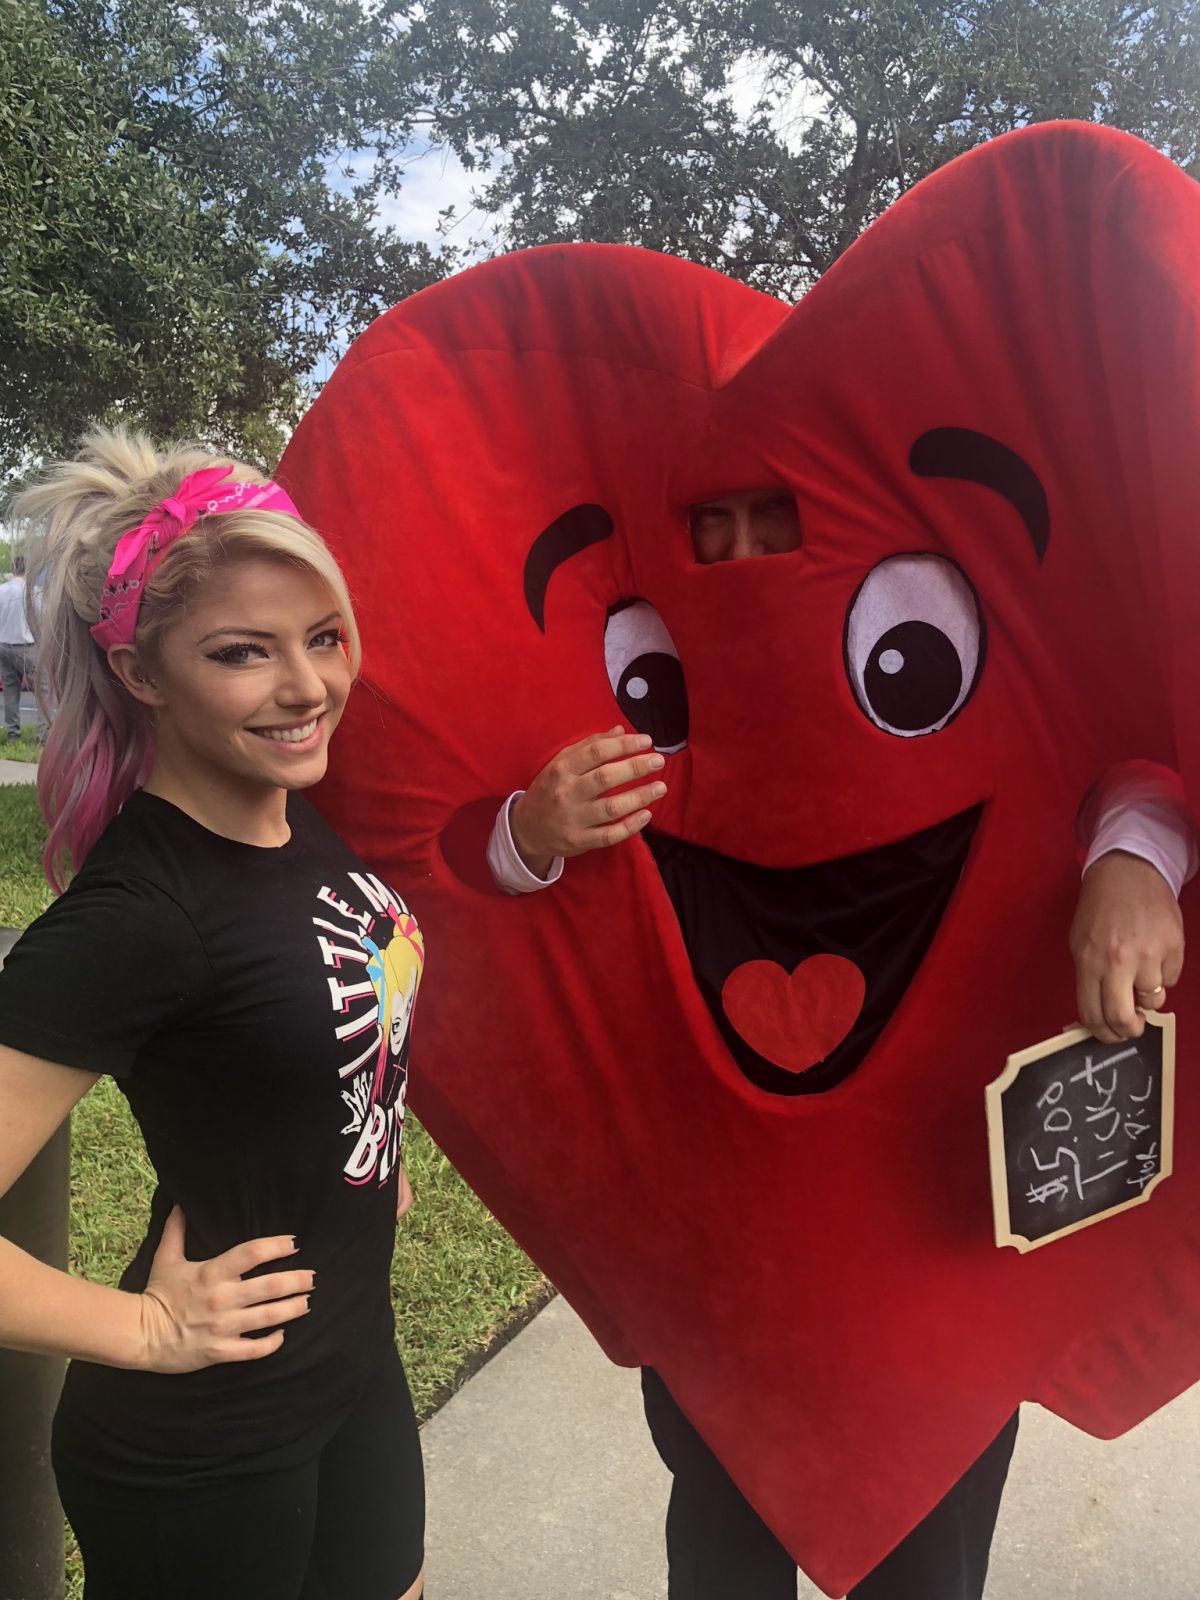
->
[90, 465, 301, 651]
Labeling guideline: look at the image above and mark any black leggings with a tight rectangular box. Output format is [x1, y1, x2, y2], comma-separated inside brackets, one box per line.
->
[55, 1344, 424, 1600]
[642, 1368, 1018, 1600]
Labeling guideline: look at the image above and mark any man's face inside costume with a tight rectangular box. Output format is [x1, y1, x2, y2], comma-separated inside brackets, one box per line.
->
[689, 488, 802, 564]
[283, 124, 1200, 1595]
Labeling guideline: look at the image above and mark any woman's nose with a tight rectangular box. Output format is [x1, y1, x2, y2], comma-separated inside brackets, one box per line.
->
[278, 648, 327, 706]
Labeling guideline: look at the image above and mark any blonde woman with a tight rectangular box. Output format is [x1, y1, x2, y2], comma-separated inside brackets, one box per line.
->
[0, 431, 425, 1600]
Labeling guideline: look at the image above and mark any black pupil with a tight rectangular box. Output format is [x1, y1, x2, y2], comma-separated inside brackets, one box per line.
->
[618, 653, 689, 749]
[864, 621, 963, 732]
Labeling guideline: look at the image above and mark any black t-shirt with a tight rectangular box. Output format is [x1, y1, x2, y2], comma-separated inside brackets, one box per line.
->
[0, 790, 424, 1485]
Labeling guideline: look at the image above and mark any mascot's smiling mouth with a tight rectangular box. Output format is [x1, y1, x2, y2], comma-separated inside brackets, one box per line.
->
[644, 806, 982, 1094]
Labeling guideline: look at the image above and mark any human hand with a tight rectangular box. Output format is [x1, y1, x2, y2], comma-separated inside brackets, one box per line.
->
[396, 1163, 414, 1221]
[1069, 850, 1184, 1042]
[509, 727, 668, 877]
[136, 1206, 313, 1373]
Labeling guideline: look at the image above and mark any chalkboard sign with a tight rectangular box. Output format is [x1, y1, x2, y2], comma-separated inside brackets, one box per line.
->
[986, 1013, 1175, 1252]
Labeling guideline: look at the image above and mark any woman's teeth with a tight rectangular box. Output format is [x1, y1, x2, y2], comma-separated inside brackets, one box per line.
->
[253, 719, 319, 743]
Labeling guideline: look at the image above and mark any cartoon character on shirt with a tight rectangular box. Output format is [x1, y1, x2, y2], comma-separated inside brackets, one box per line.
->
[345, 912, 424, 1185]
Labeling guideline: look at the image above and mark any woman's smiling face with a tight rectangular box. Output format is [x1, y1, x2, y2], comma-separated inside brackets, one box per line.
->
[144, 556, 353, 796]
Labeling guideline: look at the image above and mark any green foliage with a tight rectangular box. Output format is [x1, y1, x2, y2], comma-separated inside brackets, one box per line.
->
[0, 0, 448, 475]
[4, 0, 1198, 476]
[403, 0, 1200, 296]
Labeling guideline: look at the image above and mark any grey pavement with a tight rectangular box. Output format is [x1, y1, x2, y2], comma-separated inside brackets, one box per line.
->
[423, 1295, 1200, 1599]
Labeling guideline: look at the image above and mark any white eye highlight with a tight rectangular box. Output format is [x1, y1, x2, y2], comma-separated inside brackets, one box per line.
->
[604, 601, 688, 753]
[844, 555, 983, 737]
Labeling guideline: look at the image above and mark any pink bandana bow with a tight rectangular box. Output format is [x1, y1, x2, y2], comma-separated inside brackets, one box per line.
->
[91, 465, 301, 651]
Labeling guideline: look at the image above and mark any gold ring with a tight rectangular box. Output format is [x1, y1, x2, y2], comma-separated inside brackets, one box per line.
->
[1136, 984, 1166, 1001]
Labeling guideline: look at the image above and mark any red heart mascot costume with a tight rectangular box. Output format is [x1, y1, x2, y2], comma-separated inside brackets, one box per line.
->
[279, 123, 1200, 1594]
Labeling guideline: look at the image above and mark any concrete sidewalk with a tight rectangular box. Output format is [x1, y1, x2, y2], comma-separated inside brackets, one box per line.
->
[422, 1296, 1200, 1599]
[0, 757, 36, 784]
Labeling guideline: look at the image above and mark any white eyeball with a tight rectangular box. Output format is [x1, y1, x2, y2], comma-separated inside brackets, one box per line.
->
[844, 555, 983, 737]
[604, 601, 688, 753]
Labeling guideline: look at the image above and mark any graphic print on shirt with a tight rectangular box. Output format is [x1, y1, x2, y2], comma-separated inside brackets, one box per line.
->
[312, 872, 424, 1185]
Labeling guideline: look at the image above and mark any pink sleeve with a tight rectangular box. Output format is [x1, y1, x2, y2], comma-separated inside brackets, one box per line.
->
[1077, 760, 1199, 898]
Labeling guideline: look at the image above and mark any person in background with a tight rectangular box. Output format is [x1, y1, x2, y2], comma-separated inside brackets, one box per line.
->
[486, 484, 1196, 1600]
[0, 552, 46, 744]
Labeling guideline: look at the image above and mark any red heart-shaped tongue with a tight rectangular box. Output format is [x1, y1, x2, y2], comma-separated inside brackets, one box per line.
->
[721, 955, 867, 1075]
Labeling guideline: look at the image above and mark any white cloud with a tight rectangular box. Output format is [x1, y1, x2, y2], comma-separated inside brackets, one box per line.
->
[726, 51, 832, 155]
[372, 139, 499, 256]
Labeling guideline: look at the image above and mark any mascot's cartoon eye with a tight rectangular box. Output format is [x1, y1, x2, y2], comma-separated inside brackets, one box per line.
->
[604, 600, 689, 753]
[844, 555, 983, 737]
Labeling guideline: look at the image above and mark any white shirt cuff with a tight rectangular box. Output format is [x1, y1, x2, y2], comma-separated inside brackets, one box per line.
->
[1080, 766, 1199, 899]
[486, 793, 565, 895]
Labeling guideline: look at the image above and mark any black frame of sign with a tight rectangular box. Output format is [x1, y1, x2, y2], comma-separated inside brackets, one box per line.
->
[985, 1011, 1175, 1253]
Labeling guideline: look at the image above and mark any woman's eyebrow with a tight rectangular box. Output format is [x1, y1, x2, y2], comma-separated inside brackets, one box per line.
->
[196, 612, 341, 646]
[197, 625, 276, 643]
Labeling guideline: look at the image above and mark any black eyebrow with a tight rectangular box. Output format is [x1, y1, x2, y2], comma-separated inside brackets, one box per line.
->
[523, 504, 614, 631]
[909, 428, 1049, 561]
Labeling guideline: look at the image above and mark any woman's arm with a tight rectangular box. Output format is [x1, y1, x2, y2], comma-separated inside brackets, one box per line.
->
[0, 1043, 313, 1371]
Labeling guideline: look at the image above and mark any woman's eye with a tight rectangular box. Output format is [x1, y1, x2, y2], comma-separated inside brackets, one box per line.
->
[603, 600, 689, 753]
[208, 642, 268, 666]
[309, 629, 343, 650]
[844, 555, 984, 737]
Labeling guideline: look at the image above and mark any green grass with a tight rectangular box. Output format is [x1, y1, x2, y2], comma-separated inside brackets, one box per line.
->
[0, 782, 52, 926]
[2, 727, 42, 763]
[2, 796, 546, 1596]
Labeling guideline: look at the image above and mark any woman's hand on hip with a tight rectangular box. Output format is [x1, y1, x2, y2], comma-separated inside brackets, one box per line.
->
[136, 1205, 313, 1373]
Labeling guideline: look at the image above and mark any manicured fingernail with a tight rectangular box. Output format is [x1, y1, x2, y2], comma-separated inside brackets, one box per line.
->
[651, 783, 666, 797]
[291, 1237, 300, 1251]
[650, 755, 665, 769]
